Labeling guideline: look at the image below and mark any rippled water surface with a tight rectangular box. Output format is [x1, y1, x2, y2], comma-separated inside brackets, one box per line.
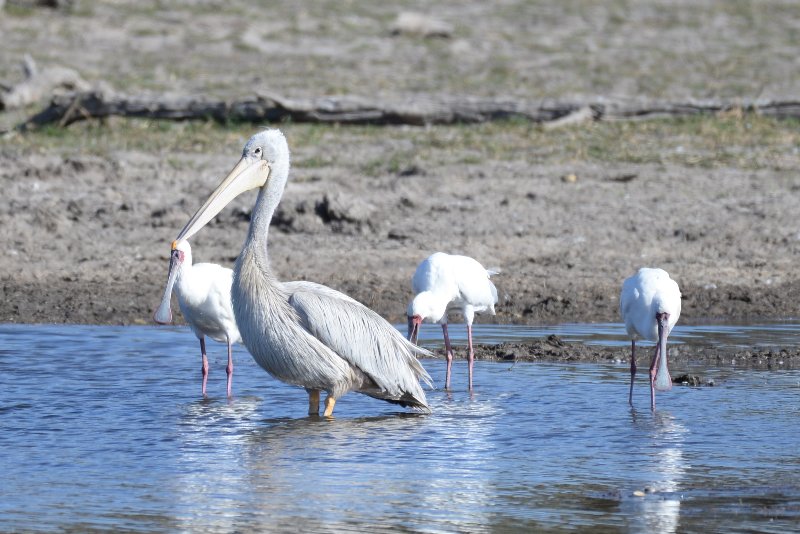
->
[1, 324, 798, 532]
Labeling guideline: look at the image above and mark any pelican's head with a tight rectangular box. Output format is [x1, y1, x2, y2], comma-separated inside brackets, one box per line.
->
[153, 239, 192, 324]
[406, 292, 447, 343]
[175, 129, 289, 243]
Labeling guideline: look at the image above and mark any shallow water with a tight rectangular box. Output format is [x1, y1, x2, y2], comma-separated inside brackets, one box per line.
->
[410, 320, 800, 349]
[1, 324, 798, 532]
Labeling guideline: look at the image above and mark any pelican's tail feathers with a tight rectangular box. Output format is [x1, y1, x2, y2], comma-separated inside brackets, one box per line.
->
[365, 390, 431, 413]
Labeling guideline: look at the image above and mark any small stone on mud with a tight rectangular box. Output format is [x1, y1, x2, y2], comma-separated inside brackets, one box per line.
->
[390, 12, 453, 38]
[387, 229, 409, 240]
[397, 164, 424, 177]
[632, 490, 645, 497]
[561, 173, 578, 183]
[399, 197, 415, 208]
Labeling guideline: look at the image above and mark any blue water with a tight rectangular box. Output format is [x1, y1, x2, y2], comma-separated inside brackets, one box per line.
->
[410, 320, 800, 349]
[0, 324, 798, 532]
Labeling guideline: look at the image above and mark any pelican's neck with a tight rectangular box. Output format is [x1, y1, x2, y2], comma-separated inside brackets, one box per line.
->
[241, 166, 288, 275]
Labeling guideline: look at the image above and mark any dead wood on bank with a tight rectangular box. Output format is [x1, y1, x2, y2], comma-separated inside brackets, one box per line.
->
[0, 56, 89, 111]
[6, 86, 800, 131]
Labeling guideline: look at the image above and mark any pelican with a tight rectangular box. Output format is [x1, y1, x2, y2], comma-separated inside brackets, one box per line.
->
[407, 252, 499, 390]
[153, 239, 241, 397]
[619, 267, 681, 410]
[173, 129, 432, 417]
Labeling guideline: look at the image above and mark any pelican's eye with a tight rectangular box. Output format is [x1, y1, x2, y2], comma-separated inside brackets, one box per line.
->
[253, 146, 262, 157]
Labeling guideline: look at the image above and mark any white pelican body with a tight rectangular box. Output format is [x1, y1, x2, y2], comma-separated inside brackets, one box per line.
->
[154, 239, 241, 397]
[174, 129, 431, 417]
[407, 252, 498, 390]
[619, 267, 681, 410]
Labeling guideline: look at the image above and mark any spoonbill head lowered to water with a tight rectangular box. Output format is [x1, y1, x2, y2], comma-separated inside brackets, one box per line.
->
[407, 252, 499, 390]
[619, 267, 681, 410]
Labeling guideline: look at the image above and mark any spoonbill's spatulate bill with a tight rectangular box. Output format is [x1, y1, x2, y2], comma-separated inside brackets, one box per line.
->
[153, 239, 241, 397]
[619, 267, 681, 410]
[407, 252, 499, 390]
[174, 129, 432, 417]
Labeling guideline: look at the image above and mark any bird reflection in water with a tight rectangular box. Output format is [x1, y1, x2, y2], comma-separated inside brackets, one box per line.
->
[625, 409, 688, 534]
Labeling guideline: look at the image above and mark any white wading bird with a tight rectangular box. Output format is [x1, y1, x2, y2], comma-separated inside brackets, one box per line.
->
[407, 252, 498, 390]
[173, 129, 432, 417]
[153, 239, 241, 397]
[153, 240, 359, 397]
[619, 267, 681, 410]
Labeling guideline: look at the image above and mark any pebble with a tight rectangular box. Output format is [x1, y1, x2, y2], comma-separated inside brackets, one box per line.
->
[632, 490, 645, 497]
[561, 173, 578, 183]
[390, 12, 453, 38]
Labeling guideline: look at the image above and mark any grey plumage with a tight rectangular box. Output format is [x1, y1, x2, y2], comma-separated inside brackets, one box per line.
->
[176, 129, 432, 415]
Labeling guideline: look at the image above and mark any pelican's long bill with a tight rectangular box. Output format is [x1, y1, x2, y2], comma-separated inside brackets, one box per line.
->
[176, 157, 270, 243]
[153, 245, 182, 324]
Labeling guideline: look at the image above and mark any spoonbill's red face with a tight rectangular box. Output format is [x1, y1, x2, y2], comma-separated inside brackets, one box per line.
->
[407, 314, 423, 343]
[153, 241, 187, 324]
[171, 247, 185, 265]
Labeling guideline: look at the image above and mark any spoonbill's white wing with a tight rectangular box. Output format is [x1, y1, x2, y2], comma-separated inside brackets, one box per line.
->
[454, 257, 498, 312]
[181, 262, 241, 344]
[411, 252, 455, 295]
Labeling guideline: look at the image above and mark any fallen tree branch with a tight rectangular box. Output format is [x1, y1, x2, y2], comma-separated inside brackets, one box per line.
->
[541, 105, 595, 130]
[0, 55, 90, 111]
[10, 88, 800, 130]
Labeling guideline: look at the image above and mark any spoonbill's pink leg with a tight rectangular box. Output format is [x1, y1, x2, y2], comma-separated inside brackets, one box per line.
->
[648, 344, 661, 411]
[442, 323, 454, 389]
[226, 337, 234, 398]
[199, 337, 209, 397]
[467, 324, 475, 390]
[629, 340, 637, 405]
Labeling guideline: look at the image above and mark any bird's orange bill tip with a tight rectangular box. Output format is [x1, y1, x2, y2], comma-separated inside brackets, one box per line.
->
[171, 240, 179, 250]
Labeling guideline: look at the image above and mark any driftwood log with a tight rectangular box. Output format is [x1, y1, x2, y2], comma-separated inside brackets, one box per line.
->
[10, 88, 800, 130]
[0, 56, 89, 111]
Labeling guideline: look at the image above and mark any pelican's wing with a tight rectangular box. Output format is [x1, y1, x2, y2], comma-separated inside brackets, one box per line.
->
[283, 280, 359, 304]
[289, 289, 433, 403]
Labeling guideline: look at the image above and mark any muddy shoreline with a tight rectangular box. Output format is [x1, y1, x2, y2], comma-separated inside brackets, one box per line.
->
[2, 2, 800, 366]
[466, 336, 800, 369]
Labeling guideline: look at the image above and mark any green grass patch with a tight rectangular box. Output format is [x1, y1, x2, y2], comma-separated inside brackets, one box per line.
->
[5, 114, 799, 173]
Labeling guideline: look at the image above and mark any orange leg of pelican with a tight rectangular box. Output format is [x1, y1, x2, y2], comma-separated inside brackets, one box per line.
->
[323, 396, 336, 417]
[308, 389, 320, 416]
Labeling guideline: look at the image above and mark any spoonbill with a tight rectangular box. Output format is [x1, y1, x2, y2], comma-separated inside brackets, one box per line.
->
[407, 252, 498, 390]
[619, 267, 681, 410]
[173, 129, 432, 417]
[153, 239, 241, 397]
